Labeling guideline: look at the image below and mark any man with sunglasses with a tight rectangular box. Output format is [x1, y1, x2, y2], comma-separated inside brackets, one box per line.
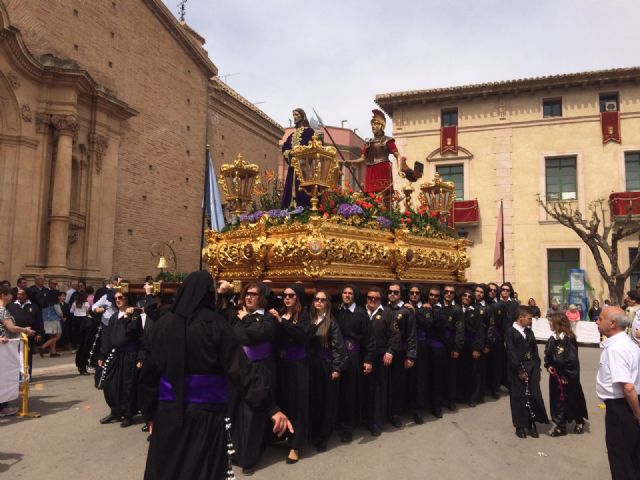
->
[335, 285, 375, 443]
[460, 289, 485, 407]
[387, 283, 416, 428]
[473, 284, 495, 402]
[364, 287, 400, 436]
[405, 285, 430, 424]
[98, 292, 143, 428]
[436, 285, 464, 411]
[424, 286, 446, 418]
[493, 282, 519, 392]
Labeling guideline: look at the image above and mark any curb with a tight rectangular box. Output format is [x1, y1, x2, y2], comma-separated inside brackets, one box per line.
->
[33, 362, 78, 376]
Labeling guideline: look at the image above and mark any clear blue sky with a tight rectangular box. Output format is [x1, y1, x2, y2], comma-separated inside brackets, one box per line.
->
[164, 0, 640, 137]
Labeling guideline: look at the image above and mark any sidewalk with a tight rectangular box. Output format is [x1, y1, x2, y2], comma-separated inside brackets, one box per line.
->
[31, 348, 78, 376]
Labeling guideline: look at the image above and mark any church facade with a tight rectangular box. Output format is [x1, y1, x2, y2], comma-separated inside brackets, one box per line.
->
[0, 0, 282, 285]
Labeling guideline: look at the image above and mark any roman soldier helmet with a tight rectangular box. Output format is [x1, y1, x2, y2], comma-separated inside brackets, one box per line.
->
[371, 109, 386, 127]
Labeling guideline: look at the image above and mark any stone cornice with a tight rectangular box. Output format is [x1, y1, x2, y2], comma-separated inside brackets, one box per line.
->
[0, 24, 137, 121]
[143, 0, 217, 77]
[376, 66, 640, 117]
[209, 78, 284, 139]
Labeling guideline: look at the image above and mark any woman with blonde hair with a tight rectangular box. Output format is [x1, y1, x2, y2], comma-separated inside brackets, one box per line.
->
[308, 290, 347, 452]
[544, 312, 588, 436]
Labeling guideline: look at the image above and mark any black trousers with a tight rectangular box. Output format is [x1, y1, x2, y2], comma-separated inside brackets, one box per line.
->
[388, 353, 408, 418]
[461, 346, 482, 403]
[485, 340, 504, 394]
[604, 397, 640, 480]
[427, 345, 447, 414]
[366, 351, 388, 427]
[407, 341, 429, 411]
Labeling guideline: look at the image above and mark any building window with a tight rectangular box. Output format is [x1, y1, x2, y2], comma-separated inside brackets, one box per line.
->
[441, 109, 458, 127]
[625, 151, 640, 192]
[546, 156, 577, 201]
[599, 92, 619, 112]
[547, 248, 580, 305]
[436, 164, 464, 200]
[630, 248, 640, 291]
[543, 98, 562, 118]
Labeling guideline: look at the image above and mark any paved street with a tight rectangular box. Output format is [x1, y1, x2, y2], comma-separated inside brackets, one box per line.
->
[1, 345, 610, 479]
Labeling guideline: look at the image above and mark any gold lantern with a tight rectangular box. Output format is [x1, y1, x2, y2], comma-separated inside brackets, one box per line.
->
[419, 173, 456, 221]
[289, 135, 341, 212]
[217, 154, 261, 216]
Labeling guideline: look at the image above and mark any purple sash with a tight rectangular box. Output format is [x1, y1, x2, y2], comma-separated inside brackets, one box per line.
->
[343, 336, 360, 353]
[416, 330, 427, 343]
[280, 346, 307, 361]
[427, 337, 444, 348]
[158, 374, 227, 404]
[243, 341, 272, 362]
[313, 346, 332, 361]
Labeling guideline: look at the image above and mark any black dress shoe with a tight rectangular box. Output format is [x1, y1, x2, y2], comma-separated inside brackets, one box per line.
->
[78, 369, 89, 376]
[526, 424, 539, 438]
[390, 415, 403, 428]
[120, 417, 133, 428]
[491, 391, 500, 399]
[285, 449, 299, 464]
[369, 424, 381, 436]
[413, 411, 424, 424]
[468, 400, 477, 408]
[447, 402, 457, 411]
[549, 425, 567, 437]
[431, 409, 443, 419]
[315, 439, 327, 452]
[99, 414, 117, 424]
[242, 467, 255, 476]
[141, 423, 150, 432]
[515, 428, 527, 439]
[340, 430, 352, 443]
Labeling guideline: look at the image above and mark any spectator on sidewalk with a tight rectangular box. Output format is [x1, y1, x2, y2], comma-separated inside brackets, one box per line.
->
[66, 280, 78, 305]
[6, 288, 43, 375]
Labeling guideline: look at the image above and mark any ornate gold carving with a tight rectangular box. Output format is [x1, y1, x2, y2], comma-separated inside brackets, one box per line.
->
[203, 216, 469, 282]
[20, 104, 32, 122]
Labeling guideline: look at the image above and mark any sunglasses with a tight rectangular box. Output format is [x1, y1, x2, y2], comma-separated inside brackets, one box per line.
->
[115, 296, 124, 300]
[444, 290, 455, 294]
[409, 291, 421, 295]
[489, 288, 497, 292]
[367, 296, 381, 301]
[428, 293, 440, 297]
[314, 297, 327, 303]
[283, 293, 296, 299]
[245, 292, 259, 298]
[501, 288, 511, 292]
[388, 290, 400, 295]
[462, 293, 471, 298]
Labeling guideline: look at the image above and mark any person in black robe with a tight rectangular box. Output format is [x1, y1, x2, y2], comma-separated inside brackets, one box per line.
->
[308, 289, 347, 452]
[143, 271, 291, 480]
[335, 284, 375, 442]
[544, 312, 588, 436]
[495, 282, 519, 391]
[424, 286, 446, 418]
[440, 285, 464, 411]
[405, 284, 430, 424]
[231, 283, 278, 474]
[364, 287, 401, 436]
[459, 289, 485, 407]
[505, 307, 549, 439]
[97, 292, 143, 427]
[280, 108, 314, 209]
[472, 284, 495, 404]
[387, 282, 416, 427]
[273, 284, 310, 464]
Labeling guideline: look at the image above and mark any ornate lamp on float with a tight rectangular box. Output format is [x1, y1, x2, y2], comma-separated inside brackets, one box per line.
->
[217, 154, 261, 217]
[419, 172, 456, 224]
[289, 135, 341, 213]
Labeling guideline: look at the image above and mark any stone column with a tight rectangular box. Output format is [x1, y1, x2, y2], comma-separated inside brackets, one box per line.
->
[47, 115, 78, 270]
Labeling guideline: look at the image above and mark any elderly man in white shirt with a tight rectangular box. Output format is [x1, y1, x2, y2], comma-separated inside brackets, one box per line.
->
[596, 306, 640, 480]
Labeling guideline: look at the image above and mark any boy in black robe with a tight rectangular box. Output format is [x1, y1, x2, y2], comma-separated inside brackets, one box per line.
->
[505, 307, 549, 438]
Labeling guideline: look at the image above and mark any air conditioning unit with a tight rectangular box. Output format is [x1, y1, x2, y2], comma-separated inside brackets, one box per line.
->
[605, 100, 618, 111]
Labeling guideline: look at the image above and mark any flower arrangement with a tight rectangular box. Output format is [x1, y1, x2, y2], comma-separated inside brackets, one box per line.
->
[227, 180, 452, 239]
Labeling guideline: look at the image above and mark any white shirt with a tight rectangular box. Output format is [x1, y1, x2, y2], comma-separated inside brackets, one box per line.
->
[512, 322, 527, 339]
[367, 305, 384, 320]
[65, 288, 76, 304]
[341, 303, 356, 313]
[597, 331, 640, 400]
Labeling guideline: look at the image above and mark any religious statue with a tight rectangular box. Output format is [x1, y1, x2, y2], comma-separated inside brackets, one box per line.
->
[281, 108, 314, 209]
[348, 109, 422, 200]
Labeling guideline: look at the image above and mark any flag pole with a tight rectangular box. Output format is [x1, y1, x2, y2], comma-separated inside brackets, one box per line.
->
[199, 144, 210, 270]
[500, 199, 505, 284]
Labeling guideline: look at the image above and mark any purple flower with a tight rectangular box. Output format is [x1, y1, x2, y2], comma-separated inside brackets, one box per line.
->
[376, 216, 392, 229]
[267, 209, 288, 219]
[337, 203, 364, 218]
[238, 214, 249, 223]
[289, 206, 304, 215]
[241, 210, 264, 223]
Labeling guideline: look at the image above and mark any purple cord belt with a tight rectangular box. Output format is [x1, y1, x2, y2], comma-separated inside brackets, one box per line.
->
[416, 330, 427, 343]
[243, 341, 273, 362]
[343, 336, 360, 353]
[158, 374, 228, 404]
